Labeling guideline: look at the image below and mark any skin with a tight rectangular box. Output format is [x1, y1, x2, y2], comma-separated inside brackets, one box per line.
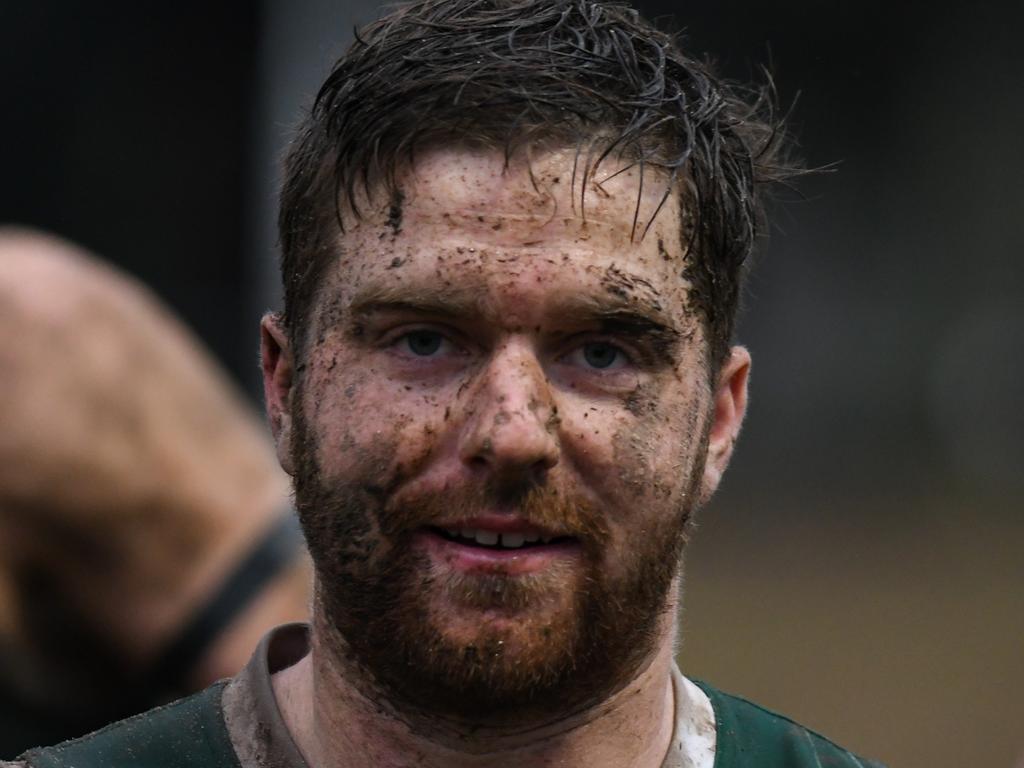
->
[261, 147, 749, 768]
[0, 230, 310, 704]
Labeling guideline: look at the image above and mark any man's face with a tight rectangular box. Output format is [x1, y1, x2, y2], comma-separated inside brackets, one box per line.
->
[266, 148, 744, 722]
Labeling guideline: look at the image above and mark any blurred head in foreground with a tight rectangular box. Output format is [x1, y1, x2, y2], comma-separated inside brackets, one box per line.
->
[0, 228, 309, 757]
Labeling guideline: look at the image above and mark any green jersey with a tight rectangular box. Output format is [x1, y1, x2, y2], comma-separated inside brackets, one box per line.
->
[13, 625, 884, 768]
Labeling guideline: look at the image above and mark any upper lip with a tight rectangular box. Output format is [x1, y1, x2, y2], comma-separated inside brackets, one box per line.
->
[429, 514, 569, 539]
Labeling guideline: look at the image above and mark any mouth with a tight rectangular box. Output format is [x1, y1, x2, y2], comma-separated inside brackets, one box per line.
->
[430, 525, 574, 550]
[417, 517, 581, 575]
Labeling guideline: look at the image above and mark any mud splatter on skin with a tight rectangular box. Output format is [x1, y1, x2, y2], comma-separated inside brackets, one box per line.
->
[307, 286, 349, 351]
[680, 257, 713, 332]
[386, 189, 405, 235]
[623, 381, 660, 418]
[599, 264, 664, 312]
[546, 403, 562, 432]
[593, 264, 671, 319]
[657, 237, 670, 261]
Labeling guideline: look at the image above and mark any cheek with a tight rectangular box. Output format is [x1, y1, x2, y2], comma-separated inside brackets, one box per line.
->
[634, 380, 708, 499]
[556, 410, 659, 541]
[302, 344, 450, 487]
[560, 377, 708, 527]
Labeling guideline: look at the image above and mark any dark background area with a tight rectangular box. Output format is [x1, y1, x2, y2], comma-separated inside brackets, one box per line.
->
[0, 3, 260, 379]
[2, 2, 1022, 766]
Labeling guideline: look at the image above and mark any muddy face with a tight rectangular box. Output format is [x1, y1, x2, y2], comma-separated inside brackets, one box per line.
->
[288, 147, 714, 723]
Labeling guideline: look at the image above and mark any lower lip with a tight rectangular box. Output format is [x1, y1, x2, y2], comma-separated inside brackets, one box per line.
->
[416, 529, 581, 575]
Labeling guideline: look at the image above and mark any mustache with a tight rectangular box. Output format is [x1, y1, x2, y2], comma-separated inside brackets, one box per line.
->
[379, 480, 610, 544]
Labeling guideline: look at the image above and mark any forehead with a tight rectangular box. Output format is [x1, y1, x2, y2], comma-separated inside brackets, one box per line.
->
[389, 147, 679, 248]
[323, 147, 690, 325]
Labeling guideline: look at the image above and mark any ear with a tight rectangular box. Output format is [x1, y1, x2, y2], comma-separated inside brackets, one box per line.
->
[700, 346, 750, 504]
[260, 313, 296, 475]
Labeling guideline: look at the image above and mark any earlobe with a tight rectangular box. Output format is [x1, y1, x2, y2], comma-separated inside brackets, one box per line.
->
[260, 313, 296, 475]
[700, 346, 751, 505]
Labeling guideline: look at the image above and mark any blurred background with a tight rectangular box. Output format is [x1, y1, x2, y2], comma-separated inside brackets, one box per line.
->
[1, 1, 1021, 765]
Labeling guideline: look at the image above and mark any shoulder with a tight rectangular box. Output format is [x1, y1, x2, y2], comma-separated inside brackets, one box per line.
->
[16, 681, 240, 768]
[694, 680, 887, 768]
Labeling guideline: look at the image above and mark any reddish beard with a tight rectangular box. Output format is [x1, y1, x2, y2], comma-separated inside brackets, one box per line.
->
[289, 402, 700, 725]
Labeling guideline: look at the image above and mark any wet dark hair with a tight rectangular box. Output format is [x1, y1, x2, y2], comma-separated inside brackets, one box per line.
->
[279, 0, 798, 368]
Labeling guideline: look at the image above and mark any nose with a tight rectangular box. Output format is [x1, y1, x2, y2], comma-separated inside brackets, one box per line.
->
[458, 339, 560, 481]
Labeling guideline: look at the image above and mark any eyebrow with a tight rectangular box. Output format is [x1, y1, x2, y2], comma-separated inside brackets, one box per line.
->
[348, 282, 483, 322]
[346, 278, 683, 343]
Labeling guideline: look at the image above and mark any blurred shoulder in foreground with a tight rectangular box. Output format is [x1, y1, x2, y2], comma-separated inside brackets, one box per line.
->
[0, 228, 310, 758]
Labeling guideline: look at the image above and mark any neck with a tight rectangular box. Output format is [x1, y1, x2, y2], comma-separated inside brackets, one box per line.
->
[274, 607, 681, 768]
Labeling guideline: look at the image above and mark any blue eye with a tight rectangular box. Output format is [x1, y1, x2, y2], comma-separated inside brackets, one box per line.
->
[405, 331, 444, 356]
[582, 342, 620, 369]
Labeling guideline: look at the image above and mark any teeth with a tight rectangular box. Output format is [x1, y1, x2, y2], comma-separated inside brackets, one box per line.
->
[441, 527, 552, 548]
[501, 532, 525, 548]
[474, 530, 499, 546]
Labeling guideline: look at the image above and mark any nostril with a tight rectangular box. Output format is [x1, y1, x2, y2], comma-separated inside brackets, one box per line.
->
[536, 451, 558, 471]
[529, 462, 553, 483]
[467, 455, 490, 472]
